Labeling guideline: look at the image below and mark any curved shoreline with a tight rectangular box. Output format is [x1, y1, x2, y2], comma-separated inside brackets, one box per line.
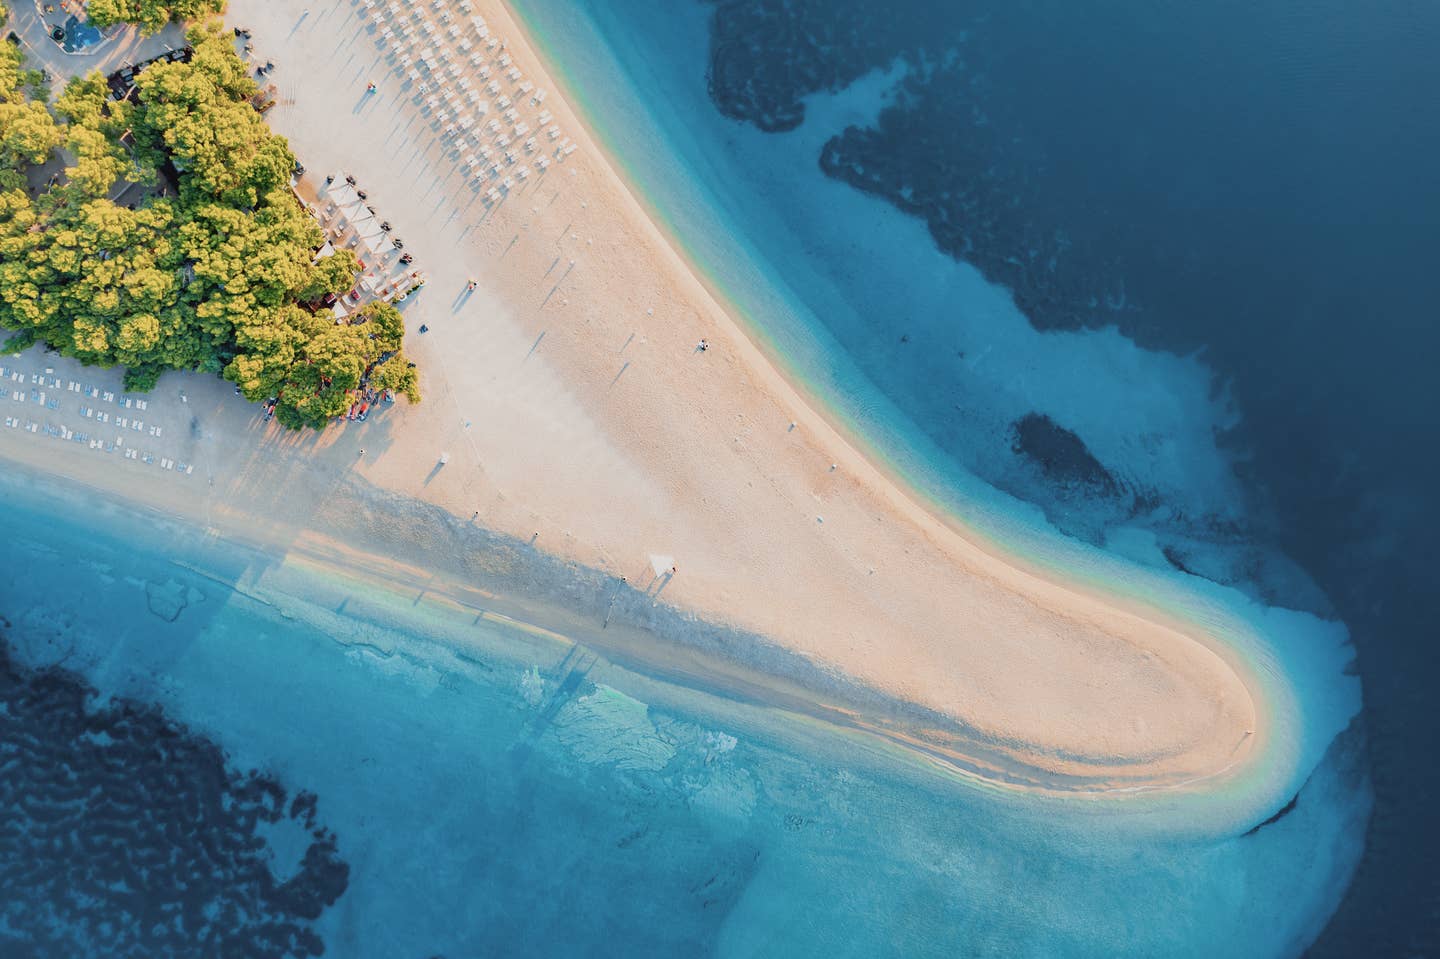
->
[0, 456, 1254, 810]
[492, 1, 1294, 781]
[4, 0, 1359, 822]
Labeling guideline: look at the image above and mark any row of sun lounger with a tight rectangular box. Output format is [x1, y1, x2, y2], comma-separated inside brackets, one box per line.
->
[0, 365, 188, 474]
[1, 415, 193, 473]
[0, 367, 148, 409]
[364, 0, 577, 206]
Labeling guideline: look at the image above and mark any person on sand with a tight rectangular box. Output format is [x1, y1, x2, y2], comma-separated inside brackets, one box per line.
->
[366, 81, 376, 93]
[467, 279, 477, 291]
[696, 339, 708, 352]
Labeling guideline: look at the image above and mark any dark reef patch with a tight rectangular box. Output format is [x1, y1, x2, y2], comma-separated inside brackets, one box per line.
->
[697, 1, 1440, 950]
[1009, 412, 1119, 499]
[0, 633, 348, 958]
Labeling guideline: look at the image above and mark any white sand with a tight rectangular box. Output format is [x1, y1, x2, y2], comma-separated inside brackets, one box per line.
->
[0, 0, 1270, 793]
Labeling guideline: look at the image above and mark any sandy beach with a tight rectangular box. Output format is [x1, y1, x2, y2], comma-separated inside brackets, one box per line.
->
[0, 0, 1273, 795]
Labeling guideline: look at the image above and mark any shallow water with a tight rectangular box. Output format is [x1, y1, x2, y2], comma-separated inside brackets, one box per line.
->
[4, 0, 1421, 949]
[500, 0, 1428, 950]
[0, 472, 1369, 957]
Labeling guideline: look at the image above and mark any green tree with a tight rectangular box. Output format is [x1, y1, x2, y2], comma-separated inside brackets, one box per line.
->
[0, 43, 62, 183]
[86, 0, 227, 34]
[0, 21, 420, 429]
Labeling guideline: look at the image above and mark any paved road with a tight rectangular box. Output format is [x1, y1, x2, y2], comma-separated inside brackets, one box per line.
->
[5, 1, 187, 88]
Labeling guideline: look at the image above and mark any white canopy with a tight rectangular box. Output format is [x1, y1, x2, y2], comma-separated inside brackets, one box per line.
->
[355, 217, 385, 239]
[327, 180, 362, 205]
[649, 554, 676, 578]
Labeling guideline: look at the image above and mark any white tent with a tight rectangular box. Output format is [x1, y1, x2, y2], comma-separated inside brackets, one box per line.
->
[327, 180, 362, 206]
[360, 232, 389, 255]
[312, 240, 336, 262]
[649, 554, 676, 578]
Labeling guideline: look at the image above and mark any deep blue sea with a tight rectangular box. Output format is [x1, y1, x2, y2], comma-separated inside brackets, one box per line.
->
[2, 0, 1433, 954]
[501, 0, 1436, 952]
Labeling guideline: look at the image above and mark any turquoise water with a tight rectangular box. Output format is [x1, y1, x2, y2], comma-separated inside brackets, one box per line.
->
[496, 0, 1377, 949]
[0, 0, 1383, 950]
[0, 469, 1366, 954]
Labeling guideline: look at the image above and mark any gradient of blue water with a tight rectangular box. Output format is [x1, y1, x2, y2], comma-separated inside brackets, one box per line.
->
[2, 0, 1403, 949]
[497, 0, 1384, 950]
[0, 465, 1364, 955]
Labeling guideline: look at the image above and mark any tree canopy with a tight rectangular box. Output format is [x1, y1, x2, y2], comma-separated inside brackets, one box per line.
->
[86, 0, 228, 34]
[0, 35, 62, 188]
[0, 22, 420, 428]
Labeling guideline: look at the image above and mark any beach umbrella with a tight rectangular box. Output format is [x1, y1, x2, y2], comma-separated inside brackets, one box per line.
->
[329, 183, 362, 205]
[356, 218, 385, 240]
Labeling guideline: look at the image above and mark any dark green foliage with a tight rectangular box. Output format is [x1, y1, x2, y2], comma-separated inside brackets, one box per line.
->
[0, 41, 62, 186]
[86, 0, 228, 34]
[0, 22, 420, 429]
